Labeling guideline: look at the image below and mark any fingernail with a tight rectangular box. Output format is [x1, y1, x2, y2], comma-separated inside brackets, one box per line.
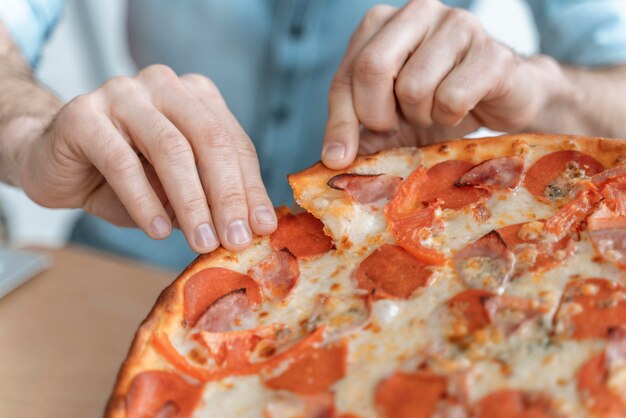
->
[254, 205, 276, 225]
[151, 216, 171, 238]
[227, 219, 252, 245]
[323, 143, 346, 160]
[195, 223, 218, 249]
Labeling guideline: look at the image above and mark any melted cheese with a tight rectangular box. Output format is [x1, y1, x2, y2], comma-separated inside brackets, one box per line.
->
[154, 146, 626, 418]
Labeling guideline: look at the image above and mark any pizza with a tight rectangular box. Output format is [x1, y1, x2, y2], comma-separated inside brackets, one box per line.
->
[105, 133, 626, 418]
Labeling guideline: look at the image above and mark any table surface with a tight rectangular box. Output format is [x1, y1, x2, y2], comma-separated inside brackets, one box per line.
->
[0, 246, 174, 418]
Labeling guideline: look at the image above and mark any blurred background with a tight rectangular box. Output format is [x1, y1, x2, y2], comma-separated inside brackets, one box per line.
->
[0, 0, 538, 248]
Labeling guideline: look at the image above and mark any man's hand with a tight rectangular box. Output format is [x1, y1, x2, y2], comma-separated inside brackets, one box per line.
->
[321, 0, 570, 167]
[16, 65, 276, 253]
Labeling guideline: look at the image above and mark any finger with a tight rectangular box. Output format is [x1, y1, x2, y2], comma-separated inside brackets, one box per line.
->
[109, 89, 220, 253]
[395, 8, 475, 127]
[136, 66, 253, 251]
[77, 114, 172, 240]
[83, 182, 136, 227]
[432, 37, 515, 127]
[352, 1, 440, 131]
[322, 4, 397, 169]
[181, 74, 277, 236]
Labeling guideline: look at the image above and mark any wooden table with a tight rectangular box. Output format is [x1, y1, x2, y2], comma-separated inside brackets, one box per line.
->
[0, 246, 174, 418]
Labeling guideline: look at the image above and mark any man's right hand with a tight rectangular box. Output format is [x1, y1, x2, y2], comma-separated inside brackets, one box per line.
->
[17, 65, 277, 253]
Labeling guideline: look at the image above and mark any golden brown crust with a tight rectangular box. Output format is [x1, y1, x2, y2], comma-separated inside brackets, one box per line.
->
[104, 242, 268, 417]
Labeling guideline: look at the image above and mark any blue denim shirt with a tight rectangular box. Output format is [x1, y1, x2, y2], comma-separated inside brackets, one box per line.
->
[3, 0, 626, 270]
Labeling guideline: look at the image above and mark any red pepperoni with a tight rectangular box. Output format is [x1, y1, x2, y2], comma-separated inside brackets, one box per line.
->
[192, 290, 253, 333]
[446, 289, 494, 336]
[524, 150, 604, 203]
[126, 371, 203, 418]
[153, 326, 328, 382]
[385, 161, 490, 265]
[193, 324, 285, 369]
[354, 244, 435, 300]
[183, 268, 262, 327]
[446, 290, 543, 340]
[263, 340, 348, 395]
[544, 185, 602, 240]
[472, 390, 561, 418]
[588, 196, 626, 269]
[453, 230, 515, 291]
[386, 205, 446, 265]
[554, 278, 626, 340]
[592, 163, 626, 187]
[375, 370, 448, 418]
[498, 222, 573, 272]
[270, 211, 334, 259]
[327, 173, 402, 204]
[248, 249, 299, 301]
[577, 327, 626, 418]
[455, 156, 524, 191]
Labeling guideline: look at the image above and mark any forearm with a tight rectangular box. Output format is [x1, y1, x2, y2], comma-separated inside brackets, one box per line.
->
[528, 61, 626, 139]
[0, 22, 61, 186]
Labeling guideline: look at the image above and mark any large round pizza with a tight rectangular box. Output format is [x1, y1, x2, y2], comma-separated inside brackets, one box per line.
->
[106, 134, 626, 418]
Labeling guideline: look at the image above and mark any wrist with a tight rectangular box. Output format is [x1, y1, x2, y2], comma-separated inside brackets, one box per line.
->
[0, 115, 50, 187]
[522, 55, 578, 131]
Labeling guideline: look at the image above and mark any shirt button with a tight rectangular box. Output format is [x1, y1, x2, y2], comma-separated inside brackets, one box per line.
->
[272, 105, 290, 123]
[289, 24, 305, 39]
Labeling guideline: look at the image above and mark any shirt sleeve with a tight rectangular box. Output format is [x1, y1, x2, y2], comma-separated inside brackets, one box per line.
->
[527, 0, 626, 67]
[0, 0, 64, 66]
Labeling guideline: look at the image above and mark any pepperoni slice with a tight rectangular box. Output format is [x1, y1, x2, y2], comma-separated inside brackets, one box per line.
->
[386, 205, 446, 265]
[453, 230, 515, 291]
[270, 211, 334, 259]
[577, 327, 626, 418]
[263, 340, 348, 395]
[355, 244, 435, 300]
[544, 185, 602, 240]
[592, 163, 626, 187]
[385, 161, 490, 265]
[126, 371, 203, 418]
[455, 156, 524, 191]
[445, 289, 543, 341]
[375, 369, 448, 418]
[152, 326, 328, 382]
[446, 289, 494, 337]
[327, 173, 402, 204]
[554, 278, 626, 339]
[498, 221, 573, 272]
[192, 324, 286, 369]
[192, 290, 254, 333]
[248, 249, 299, 301]
[524, 150, 604, 203]
[587, 196, 626, 269]
[264, 392, 335, 418]
[183, 268, 262, 327]
[472, 390, 561, 418]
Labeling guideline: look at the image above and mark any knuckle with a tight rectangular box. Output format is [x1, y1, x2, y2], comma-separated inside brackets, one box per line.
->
[446, 8, 478, 28]
[155, 129, 193, 161]
[395, 76, 427, 105]
[204, 125, 233, 151]
[181, 195, 207, 215]
[354, 50, 391, 81]
[181, 73, 219, 94]
[362, 5, 396, 29]
[237, 138, 258, 160]
[245, 184, 267, 200]
[218, 188, 247, 211]
[328, 75, 351, 95]
[63, 94, 96, 122]
[103, 146, 137, 177]
[101, 76, 136, 94]
[437, 87, 470, 115]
